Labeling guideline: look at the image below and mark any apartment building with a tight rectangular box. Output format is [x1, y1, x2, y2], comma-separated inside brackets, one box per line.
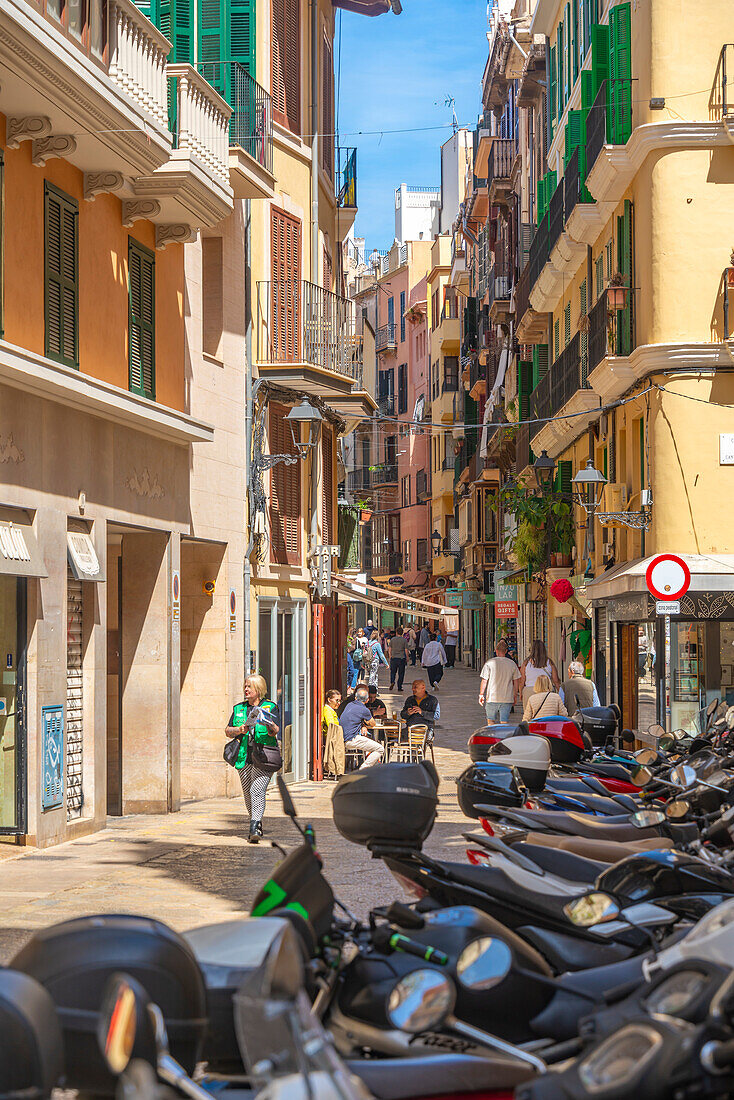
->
[0, 0, 233, 844]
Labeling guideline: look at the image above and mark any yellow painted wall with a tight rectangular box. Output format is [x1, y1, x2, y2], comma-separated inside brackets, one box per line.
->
[0, 115, 185, 411]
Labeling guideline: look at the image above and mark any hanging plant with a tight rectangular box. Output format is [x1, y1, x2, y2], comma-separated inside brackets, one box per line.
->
[513, 519, 546, 573]
[550, 577, 574, 604]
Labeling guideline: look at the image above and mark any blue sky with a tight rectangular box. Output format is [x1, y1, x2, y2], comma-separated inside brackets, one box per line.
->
[336, 0, 489, 253]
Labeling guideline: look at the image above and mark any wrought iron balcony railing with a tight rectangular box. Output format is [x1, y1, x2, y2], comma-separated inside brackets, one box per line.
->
[256, 280, 362, 382]
[195, 62, 273, 174]
[588, 287, 636, 373]
[377, 393, 395, 416]
[586, 79, 632, 177]
[375, 323, 397, 353]
[337, 147, 357, 207]
[711, 44, 734, 120]
[529, 215, 549, 292]
[370, 464, 398, 486]
[547, 176, 565, 256]
[529, 333, 584, 441]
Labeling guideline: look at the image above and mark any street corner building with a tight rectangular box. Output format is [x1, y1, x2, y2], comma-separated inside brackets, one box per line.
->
[0, 0, 394, 846]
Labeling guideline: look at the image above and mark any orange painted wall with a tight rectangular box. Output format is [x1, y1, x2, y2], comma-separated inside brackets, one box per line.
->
[0, 113, 184, 412]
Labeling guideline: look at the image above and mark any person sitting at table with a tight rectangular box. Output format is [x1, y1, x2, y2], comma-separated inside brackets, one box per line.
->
[366, 685, 387, 718]
[339, 686, 385, 768]
[401, 679, 439, 739]
[322, 689, 342, 731]
[322, 688, 345, 780]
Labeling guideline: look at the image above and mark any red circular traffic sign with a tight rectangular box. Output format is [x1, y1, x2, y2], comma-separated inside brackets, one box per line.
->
[645, 554, 691, 601]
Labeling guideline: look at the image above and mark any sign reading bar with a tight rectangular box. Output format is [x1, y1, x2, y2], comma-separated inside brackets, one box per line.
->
[495, 600, 518, 620]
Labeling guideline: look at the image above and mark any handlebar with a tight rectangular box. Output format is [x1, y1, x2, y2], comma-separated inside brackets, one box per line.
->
[371, 926, 449, 966]
[702, 1037, 734, 1073]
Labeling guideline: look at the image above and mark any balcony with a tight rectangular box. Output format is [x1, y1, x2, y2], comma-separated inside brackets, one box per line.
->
[442, 454, 456, 472]
[416, 469, 431, 500]
[529, 333, 601, 458]
[196, 62, 275, 200]
[585, 287, 637, 403]
[377, 393, 395, 416]
[473, 126, 493, 177]
[488, 269, 511, 322]
[515, 421, 531, 477]
[256, 280, 365, 397]
[347, 468, 371, 494]
[370, 464, 398, 488]
[469, 356, 486, 401]
[487, 137, 516, 205]
[336, 147, 358, 238]
[547, 176, 565, 257]
[375, 324, 397, 355]
[528, 217, 549, 295]
[372, 551, 402, 576]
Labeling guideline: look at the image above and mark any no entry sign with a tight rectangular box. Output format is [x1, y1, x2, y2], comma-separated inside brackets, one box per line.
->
[645, 554, 691, 602]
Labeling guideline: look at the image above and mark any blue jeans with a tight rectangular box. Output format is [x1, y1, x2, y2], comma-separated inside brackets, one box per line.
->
[346, 654, 359, 690]
[485, 701, 512, 724]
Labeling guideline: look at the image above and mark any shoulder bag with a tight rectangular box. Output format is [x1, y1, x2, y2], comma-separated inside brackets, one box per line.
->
[223, 734, 243, 767]
[249, 736, 283, 774]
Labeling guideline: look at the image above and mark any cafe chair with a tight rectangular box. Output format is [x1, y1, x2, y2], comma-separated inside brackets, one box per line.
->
[392, 723, 430, 764]
[344, 742, 369, 771]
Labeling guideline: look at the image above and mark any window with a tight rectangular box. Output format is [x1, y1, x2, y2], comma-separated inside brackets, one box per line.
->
[605, 238, 614, 282]
[45, 0, 108, 60]
[202, 236, 223, 360]
[401, 476, 411, 509]
[271, 207, 301, 361]
[272, 0, 300, 133]
[595, 254, 604, 300]
[321, 32, 333, 176]
[443, 356, 459, 392]
[387, 295, 394, 333]
[323, 243, 332, 291]
[270, 403, 301, 565]
[400, 290, 406, 342]
[403, 540, 411, 571]
[378, 369, 394, 414]
[321, 426, 334, 545]
[417, 539, 428, 568]
[45, 182, 78, 369]
[398, 362, 408, 414]
[554, 318, 560, 361]
[128, 239, 155, 398]
[564, 302, 571, 347]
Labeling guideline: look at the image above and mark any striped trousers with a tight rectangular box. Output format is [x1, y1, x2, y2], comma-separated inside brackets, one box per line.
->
[238, 763, 273, 822]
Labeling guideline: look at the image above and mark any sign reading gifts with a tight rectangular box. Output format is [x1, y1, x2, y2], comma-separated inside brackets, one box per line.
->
[494, 600, 518, 619]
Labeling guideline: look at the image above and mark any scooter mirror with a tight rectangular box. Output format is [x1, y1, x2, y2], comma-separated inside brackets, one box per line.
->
[707, 699, 720, 718]
[97, 973, 153, 1075]
[387, 970, 456, 1033]
[563, 892, 620, 928]
[666, 799, 691, 820]
[621, 729, 636, 744]
[456, 937, 512, 991]
[630, 810, 666, 827]
[634, 748, 660, 766]
[671, 764, 697, 789]
[629, 764, 654, 787]
[659, 734, 677, 753]
[649, 724, 666, 740]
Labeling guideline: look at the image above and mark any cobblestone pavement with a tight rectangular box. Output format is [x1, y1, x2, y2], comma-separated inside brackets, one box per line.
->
[0, 662, 501, 962]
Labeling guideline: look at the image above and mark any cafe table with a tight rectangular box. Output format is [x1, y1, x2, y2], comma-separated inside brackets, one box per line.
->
[372, 719, 402, 759]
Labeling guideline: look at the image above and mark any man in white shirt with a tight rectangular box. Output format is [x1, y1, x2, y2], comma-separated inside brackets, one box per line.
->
[421, 633, 447, 690]
[478, 640, 521, 723]
[444, 627, 459, 668]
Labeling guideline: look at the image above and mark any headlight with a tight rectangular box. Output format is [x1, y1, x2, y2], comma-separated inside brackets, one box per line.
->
[644, 970, 709, 1016]
[578, 1024, 662, 1093]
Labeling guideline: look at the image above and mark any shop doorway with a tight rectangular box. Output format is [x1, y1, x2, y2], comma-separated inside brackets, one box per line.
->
[258, 600, 308, 782]
[0, 577, 26, 835]
[617, 623, 639, 732]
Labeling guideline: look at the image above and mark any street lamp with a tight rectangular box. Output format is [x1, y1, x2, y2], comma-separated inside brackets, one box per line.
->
[286, 398, 323, 457]
[572, 460, 608, 516]
[431, 530, 443, 557]
[533, 450, 556, 492]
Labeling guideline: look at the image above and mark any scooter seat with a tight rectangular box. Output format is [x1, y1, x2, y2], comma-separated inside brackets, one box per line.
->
[517, 831, 675, 863]
[347, 1054, 535, 1098]
[528, 953, 647, 1040]
[493, 808, 666, 842]
[512, 843, 608, 883]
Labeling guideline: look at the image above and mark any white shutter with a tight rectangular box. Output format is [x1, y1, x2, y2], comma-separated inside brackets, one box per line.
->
[66, 570, 83, 820]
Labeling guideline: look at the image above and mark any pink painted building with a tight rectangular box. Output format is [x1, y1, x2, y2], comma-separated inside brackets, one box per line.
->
[399, 275, 432, 590]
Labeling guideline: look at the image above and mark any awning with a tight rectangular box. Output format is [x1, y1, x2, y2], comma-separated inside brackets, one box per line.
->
[585, 554, 734, 603]
[67, 531, 105, 582]
[332, 0, 394, 12]
[334, 575, 447, 621]
[0, 521, 48, 578]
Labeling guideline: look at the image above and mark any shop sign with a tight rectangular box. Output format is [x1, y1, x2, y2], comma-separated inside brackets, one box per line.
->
[720, 434, 734, 464]
[446, 588, 463, 608]
[229, 589, 236, 632]
[495, 600, 518, 619]
[656, 600, 680, 616]
[171, 569, 180, 622]
[463, 591, 484, 610]
[387, 576, 405, 587]
[42, 705, 64, 811]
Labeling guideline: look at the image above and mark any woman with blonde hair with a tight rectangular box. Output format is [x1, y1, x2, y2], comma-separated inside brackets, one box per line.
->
[522, 673, 568, 721]
[225, 673, 281, 843]
[517, 639, 561, 707]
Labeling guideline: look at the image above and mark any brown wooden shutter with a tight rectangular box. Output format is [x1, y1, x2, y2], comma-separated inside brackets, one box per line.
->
[271, 207, 301, 361]
[45, 182, 79, 368]
[322, 31, 333, 176]
[272, 0, 300, 133]
[269, 403, 301, 565]
[323, 244, 332, 291]
[321, 426, 334, 546]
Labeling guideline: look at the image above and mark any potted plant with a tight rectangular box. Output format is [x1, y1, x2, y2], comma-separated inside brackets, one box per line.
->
[607, 272, 627, 311]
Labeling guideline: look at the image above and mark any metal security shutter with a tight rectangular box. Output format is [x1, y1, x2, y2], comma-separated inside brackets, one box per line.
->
[66, 569, 83, 820]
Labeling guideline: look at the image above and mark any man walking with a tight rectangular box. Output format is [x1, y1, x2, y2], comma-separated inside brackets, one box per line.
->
[479, 639, 521, 723]
[407, 623, 418, 666]
[560, 661, 600, 713]
[417, 623, 430, 664]
[421, 632, 447, 690]
[339, 686, 385, 768]
[444, 625, 459, 668]
[388, 623, 408, 691]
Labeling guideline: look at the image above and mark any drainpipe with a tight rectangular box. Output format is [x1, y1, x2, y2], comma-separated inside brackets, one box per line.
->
[244, 198, 254, 677]
[311, 0, 319, 284]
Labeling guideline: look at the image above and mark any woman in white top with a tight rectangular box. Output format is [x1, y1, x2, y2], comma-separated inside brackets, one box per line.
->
[517, 639, 561, 708]
[522, 674, 568, 721]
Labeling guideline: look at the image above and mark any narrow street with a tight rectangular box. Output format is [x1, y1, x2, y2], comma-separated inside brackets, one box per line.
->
[0, 664, 489, 963]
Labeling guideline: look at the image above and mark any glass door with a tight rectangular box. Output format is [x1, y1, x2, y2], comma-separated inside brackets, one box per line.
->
[258, 600, 308, 783]
[0, 577, 26, 834]
[278, 608, 294, 779]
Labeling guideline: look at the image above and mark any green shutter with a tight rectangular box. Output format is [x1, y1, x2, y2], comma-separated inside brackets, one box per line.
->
[550, 45, 557, 125]
[129, 239, 156, 399]
[555, 460, 573, 496]
[230, 0, 255, 76]
[554, 318, 560, 361]
[556, 25, 563, 116]
[565, 2, 572, 97]
[615, 199, 633, 356]
[154, 0, 191, 61]
[198, 0, 228, 96]
[565, 109, 585, 168]
[580, 69, 594, 111]
[532, 344, 549, 389]
[591, 23, 610, 99]
[564, 302, 571, 346]
[573, 0, 580, 78]
[546, 168, 557, 198]
[519, 360, 533, 421]
[609, 1, 632, 145]
[44, 182, 78, 369]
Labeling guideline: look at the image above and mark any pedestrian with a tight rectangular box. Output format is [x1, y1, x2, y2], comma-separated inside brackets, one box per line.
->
[353, 627, 368, 682]
[367, 629, 389, 687]
[560, 660, 600, 713]
[421, 632, 447, 690]
[339, 685, 385, 768]
[345, 631, 359, 691]
[407, 623, 418, 665]
[444, 625, 459, 668]
[517, 639, 561, 708]
[388, 622, 408, 691]
[478, 639, 521, 724]
[418, 622, 430, 663]
[522, 674, 568, 721]
[225, 674, 281, 844]
[401, 679, 439, 738]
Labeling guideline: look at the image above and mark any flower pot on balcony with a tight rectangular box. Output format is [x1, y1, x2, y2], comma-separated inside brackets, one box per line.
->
[359, 509, 372, 524]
